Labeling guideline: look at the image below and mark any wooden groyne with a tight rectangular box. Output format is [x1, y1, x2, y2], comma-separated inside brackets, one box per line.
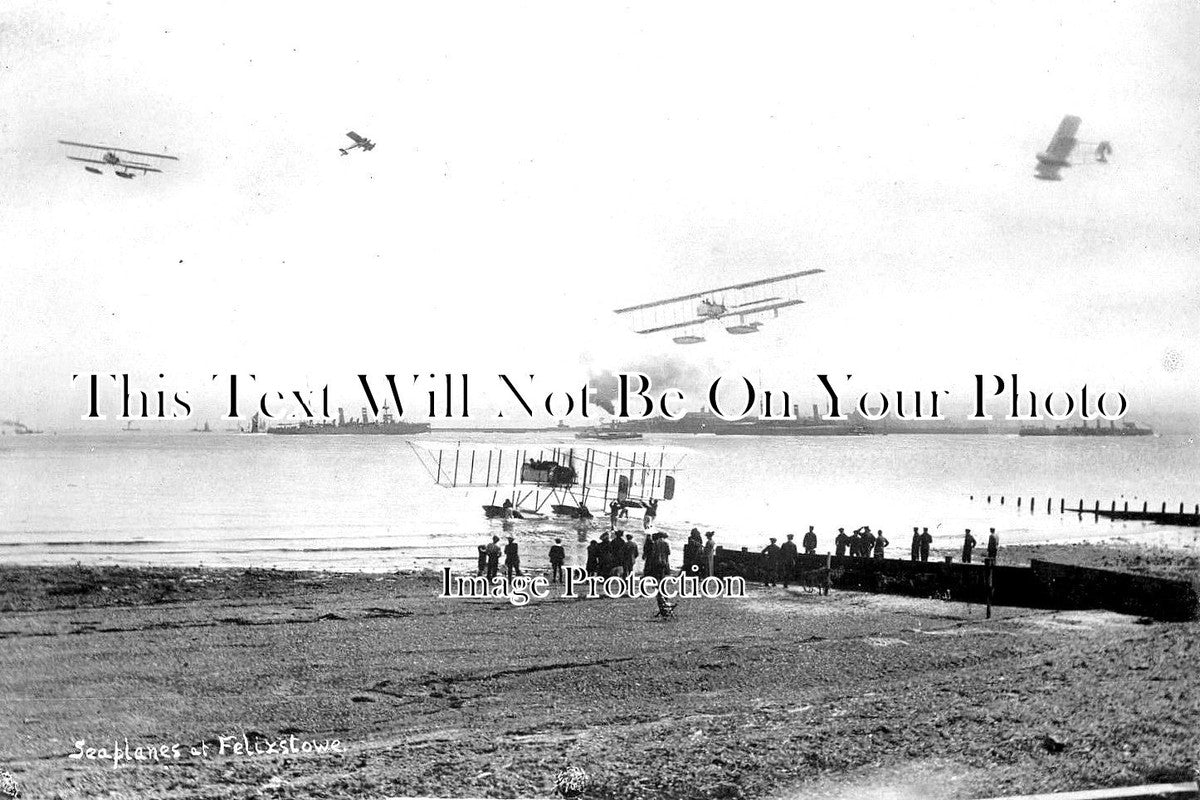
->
[969, 494, 1200, 528]
[712, 548, 1200, 621]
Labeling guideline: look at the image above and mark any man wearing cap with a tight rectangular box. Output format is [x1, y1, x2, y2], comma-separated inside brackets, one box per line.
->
[961, 529, 977, 564]
[986, 528, 1000, 562]
[779, 533, 798, 588]
[549, 538, 566, 583]
[834, 528, 849, 558]
[485, 536, 502, 580]
[919, 527, 932, 562]
[910, 527, 920, 561]
[802, 526, 817, 555]
[504, 536, 522, 579]
[761, 537, 781, 587]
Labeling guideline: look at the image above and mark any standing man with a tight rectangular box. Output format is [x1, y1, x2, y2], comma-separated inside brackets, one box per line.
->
[609, 501, 620, 530]
[986, 527, 1000, 562]
[918, 527, 932, 562]
[624, 533, 638, 578]
[549, 538, 566, 583]
[802, 526, 818, 555]
[486, 536, 502, 580]
[910, 527, 921, 562]
[504, 536, 522, 579]
[703, 531, 716, 578]
[860, 527, 876, 559]
[961, 529, 977, 564]
[476, 545, 488, 576]
[761, 537, 781, 587]
[834, 528, 849, 557]
[779, 534, 799, 588]
[872, 530, 889, 559]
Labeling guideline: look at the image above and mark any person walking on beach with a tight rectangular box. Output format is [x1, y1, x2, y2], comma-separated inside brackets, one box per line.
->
[779, 534, 798, 588]
[761, 537, 781, 587]
[918, 527, 932, 562]
[802, 526, 817, 555]
[961, 529, 977, 564]
[834, 528, 849, 557]
[986, 527, 1000, 562]
[910, 528, 921, 561]
[549, 538, 566, 583]
[485, 536, 502, 580]
[504, 536, 522, 579]
[872, 530, 889, 559]
[610, 501, 620, 529]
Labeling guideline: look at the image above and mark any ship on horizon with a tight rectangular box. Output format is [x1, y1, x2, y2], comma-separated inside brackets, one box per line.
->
[1018, 419, 1153, 437]
[267, 402, 430, 436]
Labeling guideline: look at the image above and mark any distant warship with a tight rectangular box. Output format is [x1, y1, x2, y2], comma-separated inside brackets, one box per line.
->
[266, 402, 430, 435]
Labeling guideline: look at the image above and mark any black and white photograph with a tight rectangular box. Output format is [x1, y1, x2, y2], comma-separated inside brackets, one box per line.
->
[2, 2, 1199, 799]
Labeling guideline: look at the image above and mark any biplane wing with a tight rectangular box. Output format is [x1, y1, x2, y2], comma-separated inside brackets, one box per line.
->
[58, 140, 179, 161]
[408, 442, 684, 517]
[614, 269, 823, 315]
[66, 156, 162, 173]
[346, 131, 367, 143]
[1043, 115, 1081, 163]
[729, 298, 804, 318]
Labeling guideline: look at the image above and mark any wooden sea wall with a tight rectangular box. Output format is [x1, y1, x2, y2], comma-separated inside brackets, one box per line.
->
[712, 548, 1199, 622]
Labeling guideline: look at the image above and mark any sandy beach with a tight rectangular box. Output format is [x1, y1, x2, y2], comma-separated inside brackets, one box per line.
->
[1, 543, 1197, 800]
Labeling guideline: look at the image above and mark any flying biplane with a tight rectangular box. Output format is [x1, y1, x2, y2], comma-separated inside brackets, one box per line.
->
[409, 442, 683, 523]
[58, 140, 179, 179]
[614, 269, 823, 345]
[1034, 116, 1112, 181]
[340, 131, 375, 155]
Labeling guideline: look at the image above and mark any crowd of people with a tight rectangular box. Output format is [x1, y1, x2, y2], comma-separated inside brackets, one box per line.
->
[478, 525, 1002, 590]
[476, 528, 720, 584]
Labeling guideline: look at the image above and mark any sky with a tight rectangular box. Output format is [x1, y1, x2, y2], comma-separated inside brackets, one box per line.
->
[2, 1, 1198, 429]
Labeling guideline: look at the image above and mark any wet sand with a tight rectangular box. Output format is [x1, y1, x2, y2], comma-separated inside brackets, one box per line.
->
[1, 546, 1197, 799]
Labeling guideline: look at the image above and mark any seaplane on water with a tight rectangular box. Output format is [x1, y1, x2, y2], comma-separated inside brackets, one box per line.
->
[340, 131, 375, 155]
[58, 140, 179, 178]
[409, 442, 683, 523]
[614, 269, 823, 345]
[1034, 115, 1112, 181]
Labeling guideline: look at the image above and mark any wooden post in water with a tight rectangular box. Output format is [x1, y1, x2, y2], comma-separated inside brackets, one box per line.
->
[1180, 503, 1185, 514]
[1046, 497, 1052, 514]
[1017, 497, 1022, 508]
[1000, 496, 1005, 505]
[1110, 500, 1116, 512]
[987, 495, 991, 503]
[984, 557, 994, 620]
[1161, 502, 1167, 513]
[1123, 501, 1128, 512]
[823, 552, 831, 596]
[1094, 500, 1100, 513]
[1143, 501, 1148, 513]
[1059, 498, 1065, 513]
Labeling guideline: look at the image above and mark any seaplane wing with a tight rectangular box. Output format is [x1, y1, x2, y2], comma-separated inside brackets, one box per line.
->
[346, 131, 367, 144]
[58, 140, 179, 161]
[614, 268, 824, 314]
[1043, 115, 1081, 163]
[731, 298, 804, 318]
[633, 318, 711, 335]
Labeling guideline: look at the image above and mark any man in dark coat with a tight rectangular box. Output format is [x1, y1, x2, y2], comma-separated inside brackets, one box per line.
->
[910, 527, 921, 561]
[585, 539, 599, 575]
[476, 545, 488, 576]
[549, 538, 566, 583]
[761, 537, 781, 587]
[504, 536, 522, 579]
[682, 531, 702, 576]
[986, 528, 1000, 561]
[834, 528, 849, 557]
[919, 527, 933, 562]
[802, 526, 817, 555]
[486, 536, 502, 580]
[872, 530, 888, 559]
[961, 529, 977, 563]
[624, 534, 638, 577]
[779, 534, 798, 588]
